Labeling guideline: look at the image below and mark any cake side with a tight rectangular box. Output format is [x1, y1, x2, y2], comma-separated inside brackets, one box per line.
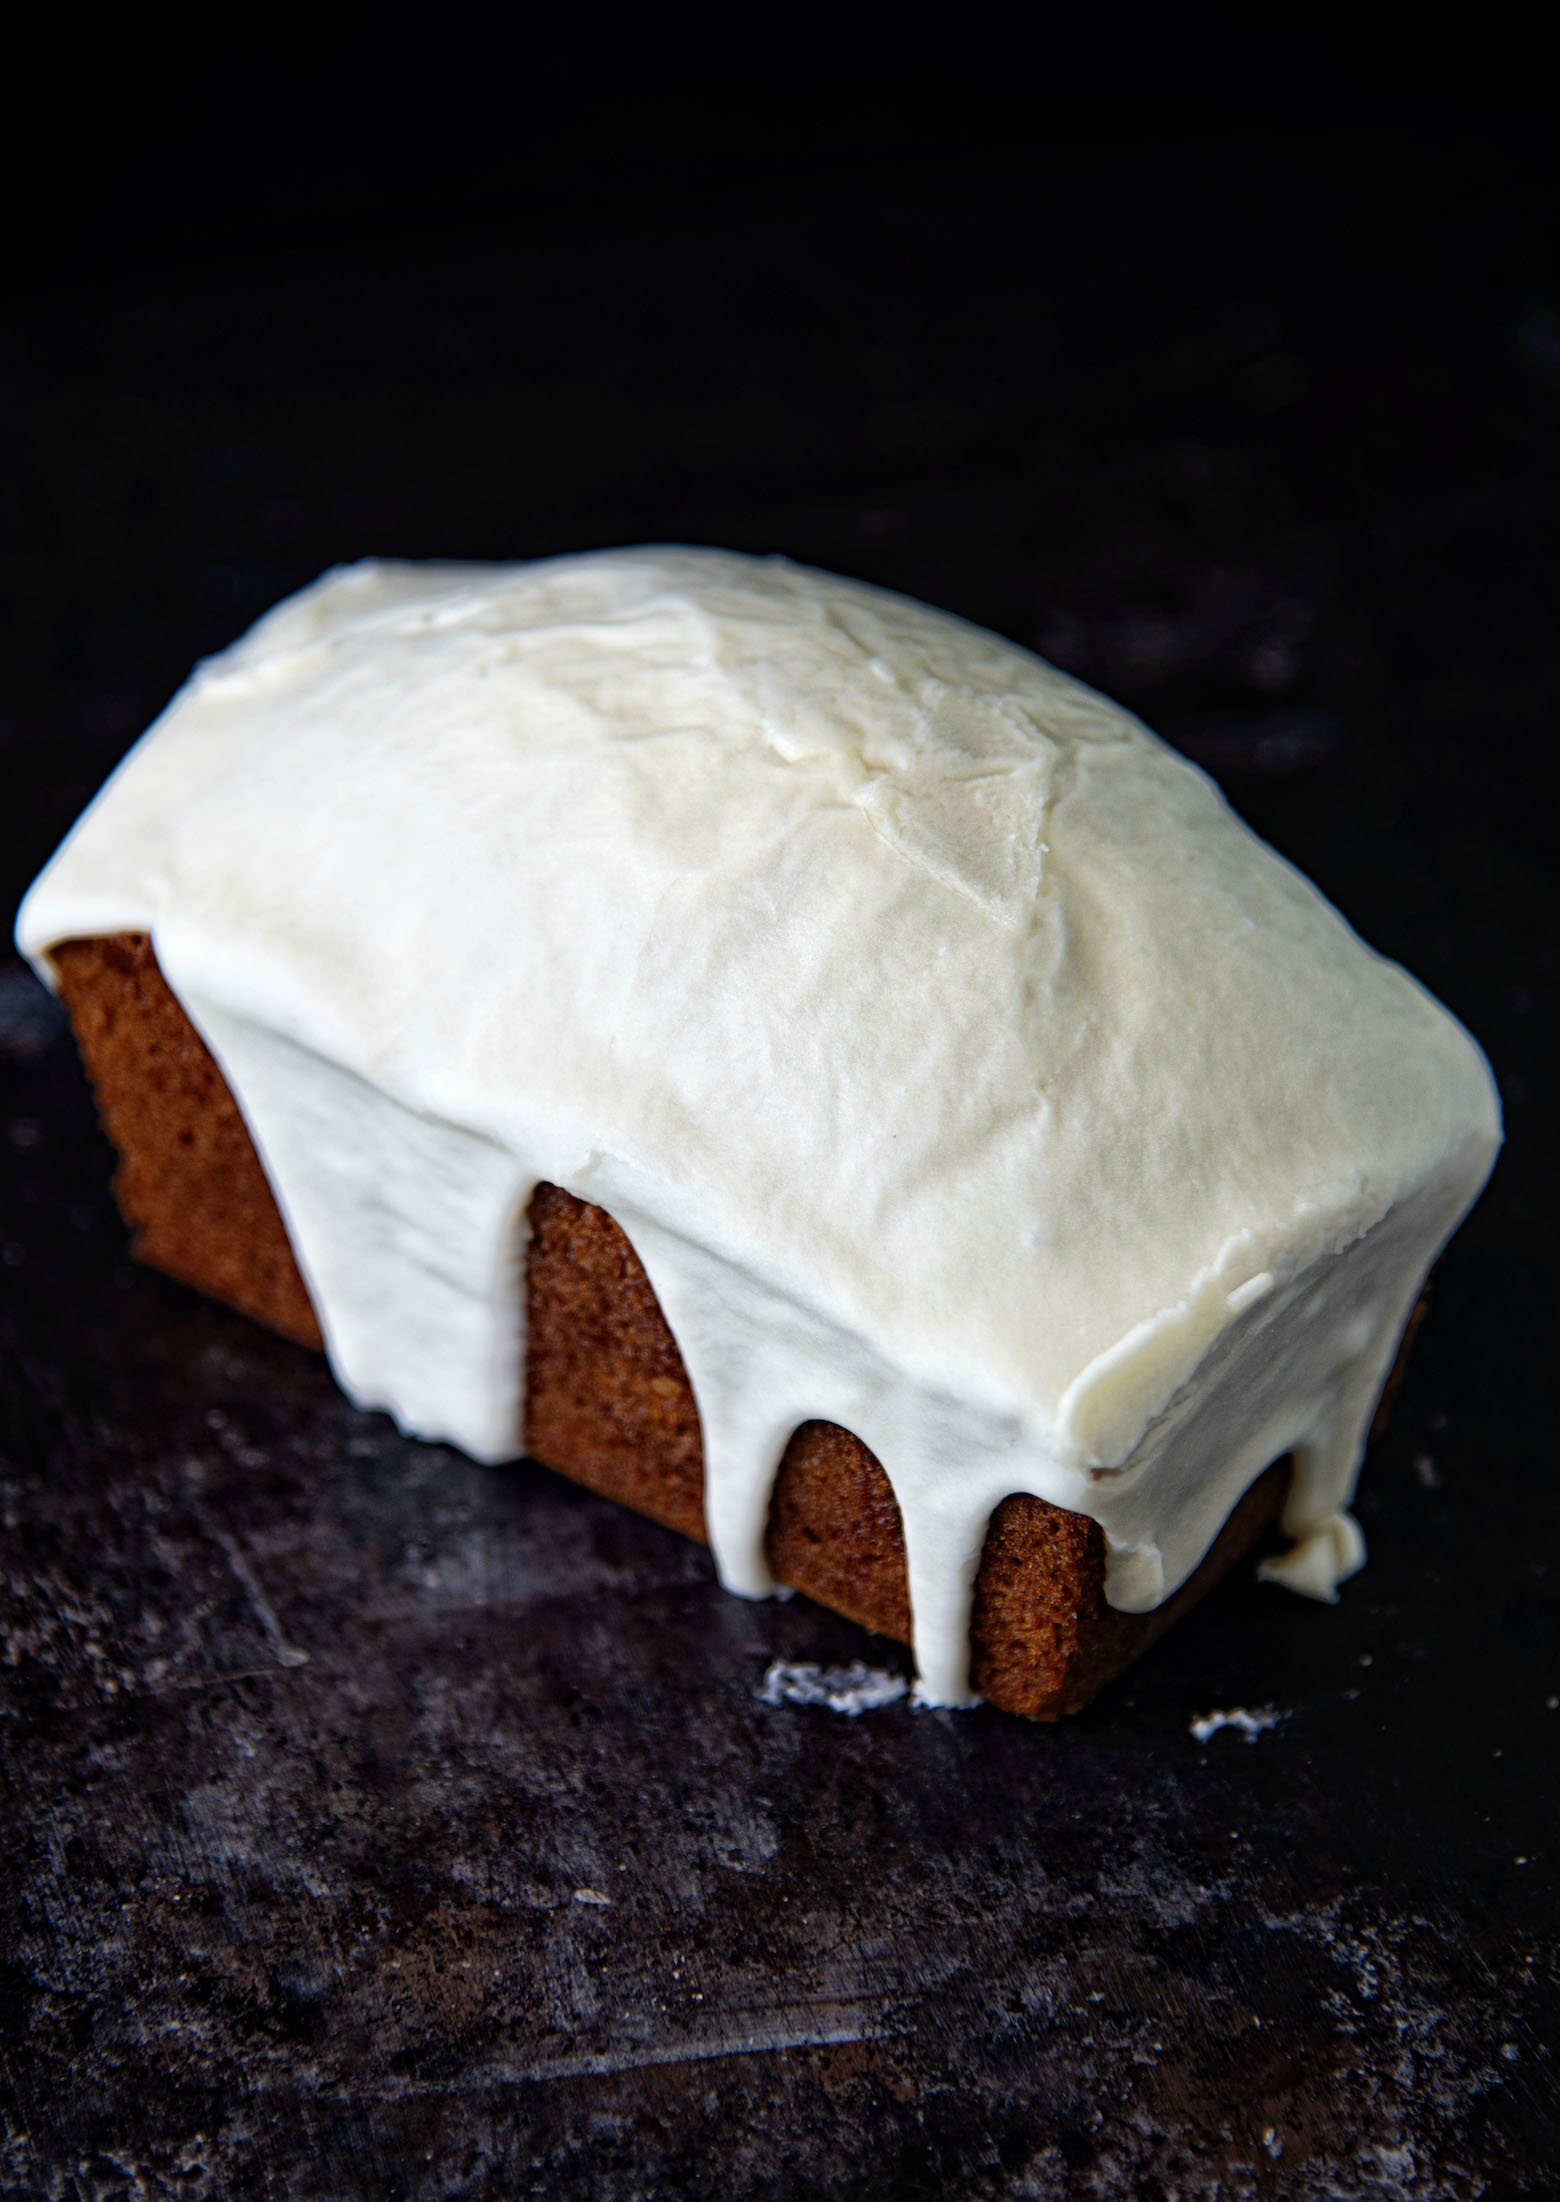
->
[50, 931, 1290, 1720]
[53, 934, 323, 1350]
[527, 1173, 1291, 1714]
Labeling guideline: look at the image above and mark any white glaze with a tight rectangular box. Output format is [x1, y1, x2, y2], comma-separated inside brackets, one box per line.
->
[16, 549, 1501, 1703]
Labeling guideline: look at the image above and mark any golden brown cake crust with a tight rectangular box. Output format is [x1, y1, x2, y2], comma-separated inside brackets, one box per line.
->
[524, 1180, 708, 1545]
[50, 932, 1292, 1719]
[53, 934, 323, 1350]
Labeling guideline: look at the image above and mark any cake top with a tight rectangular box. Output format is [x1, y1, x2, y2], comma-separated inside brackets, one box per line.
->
[18, 549, 1501, 1701]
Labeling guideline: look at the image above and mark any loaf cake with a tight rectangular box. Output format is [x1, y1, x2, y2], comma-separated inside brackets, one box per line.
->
[17, 550, 1501, 1716]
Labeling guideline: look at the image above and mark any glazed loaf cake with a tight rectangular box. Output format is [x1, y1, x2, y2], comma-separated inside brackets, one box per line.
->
[20, 550, 1501, 1715]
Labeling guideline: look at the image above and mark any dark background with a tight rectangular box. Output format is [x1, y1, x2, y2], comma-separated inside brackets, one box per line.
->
[1, 97, 1557, 2200]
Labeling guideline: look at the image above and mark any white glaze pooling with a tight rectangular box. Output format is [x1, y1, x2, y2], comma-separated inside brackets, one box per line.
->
[17, 549, 1501, 1703]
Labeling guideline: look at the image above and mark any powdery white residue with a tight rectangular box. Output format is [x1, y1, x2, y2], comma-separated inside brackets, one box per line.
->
[1189, 1705, 1283, 1744]
[758, 1660, 909, 1715]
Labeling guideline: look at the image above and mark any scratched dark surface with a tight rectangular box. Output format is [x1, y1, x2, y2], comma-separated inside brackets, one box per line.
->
[1, 135, 1558, 2200]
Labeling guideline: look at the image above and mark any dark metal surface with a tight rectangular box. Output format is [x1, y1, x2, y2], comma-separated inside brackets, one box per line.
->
[2, 136, 1556, 2198]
